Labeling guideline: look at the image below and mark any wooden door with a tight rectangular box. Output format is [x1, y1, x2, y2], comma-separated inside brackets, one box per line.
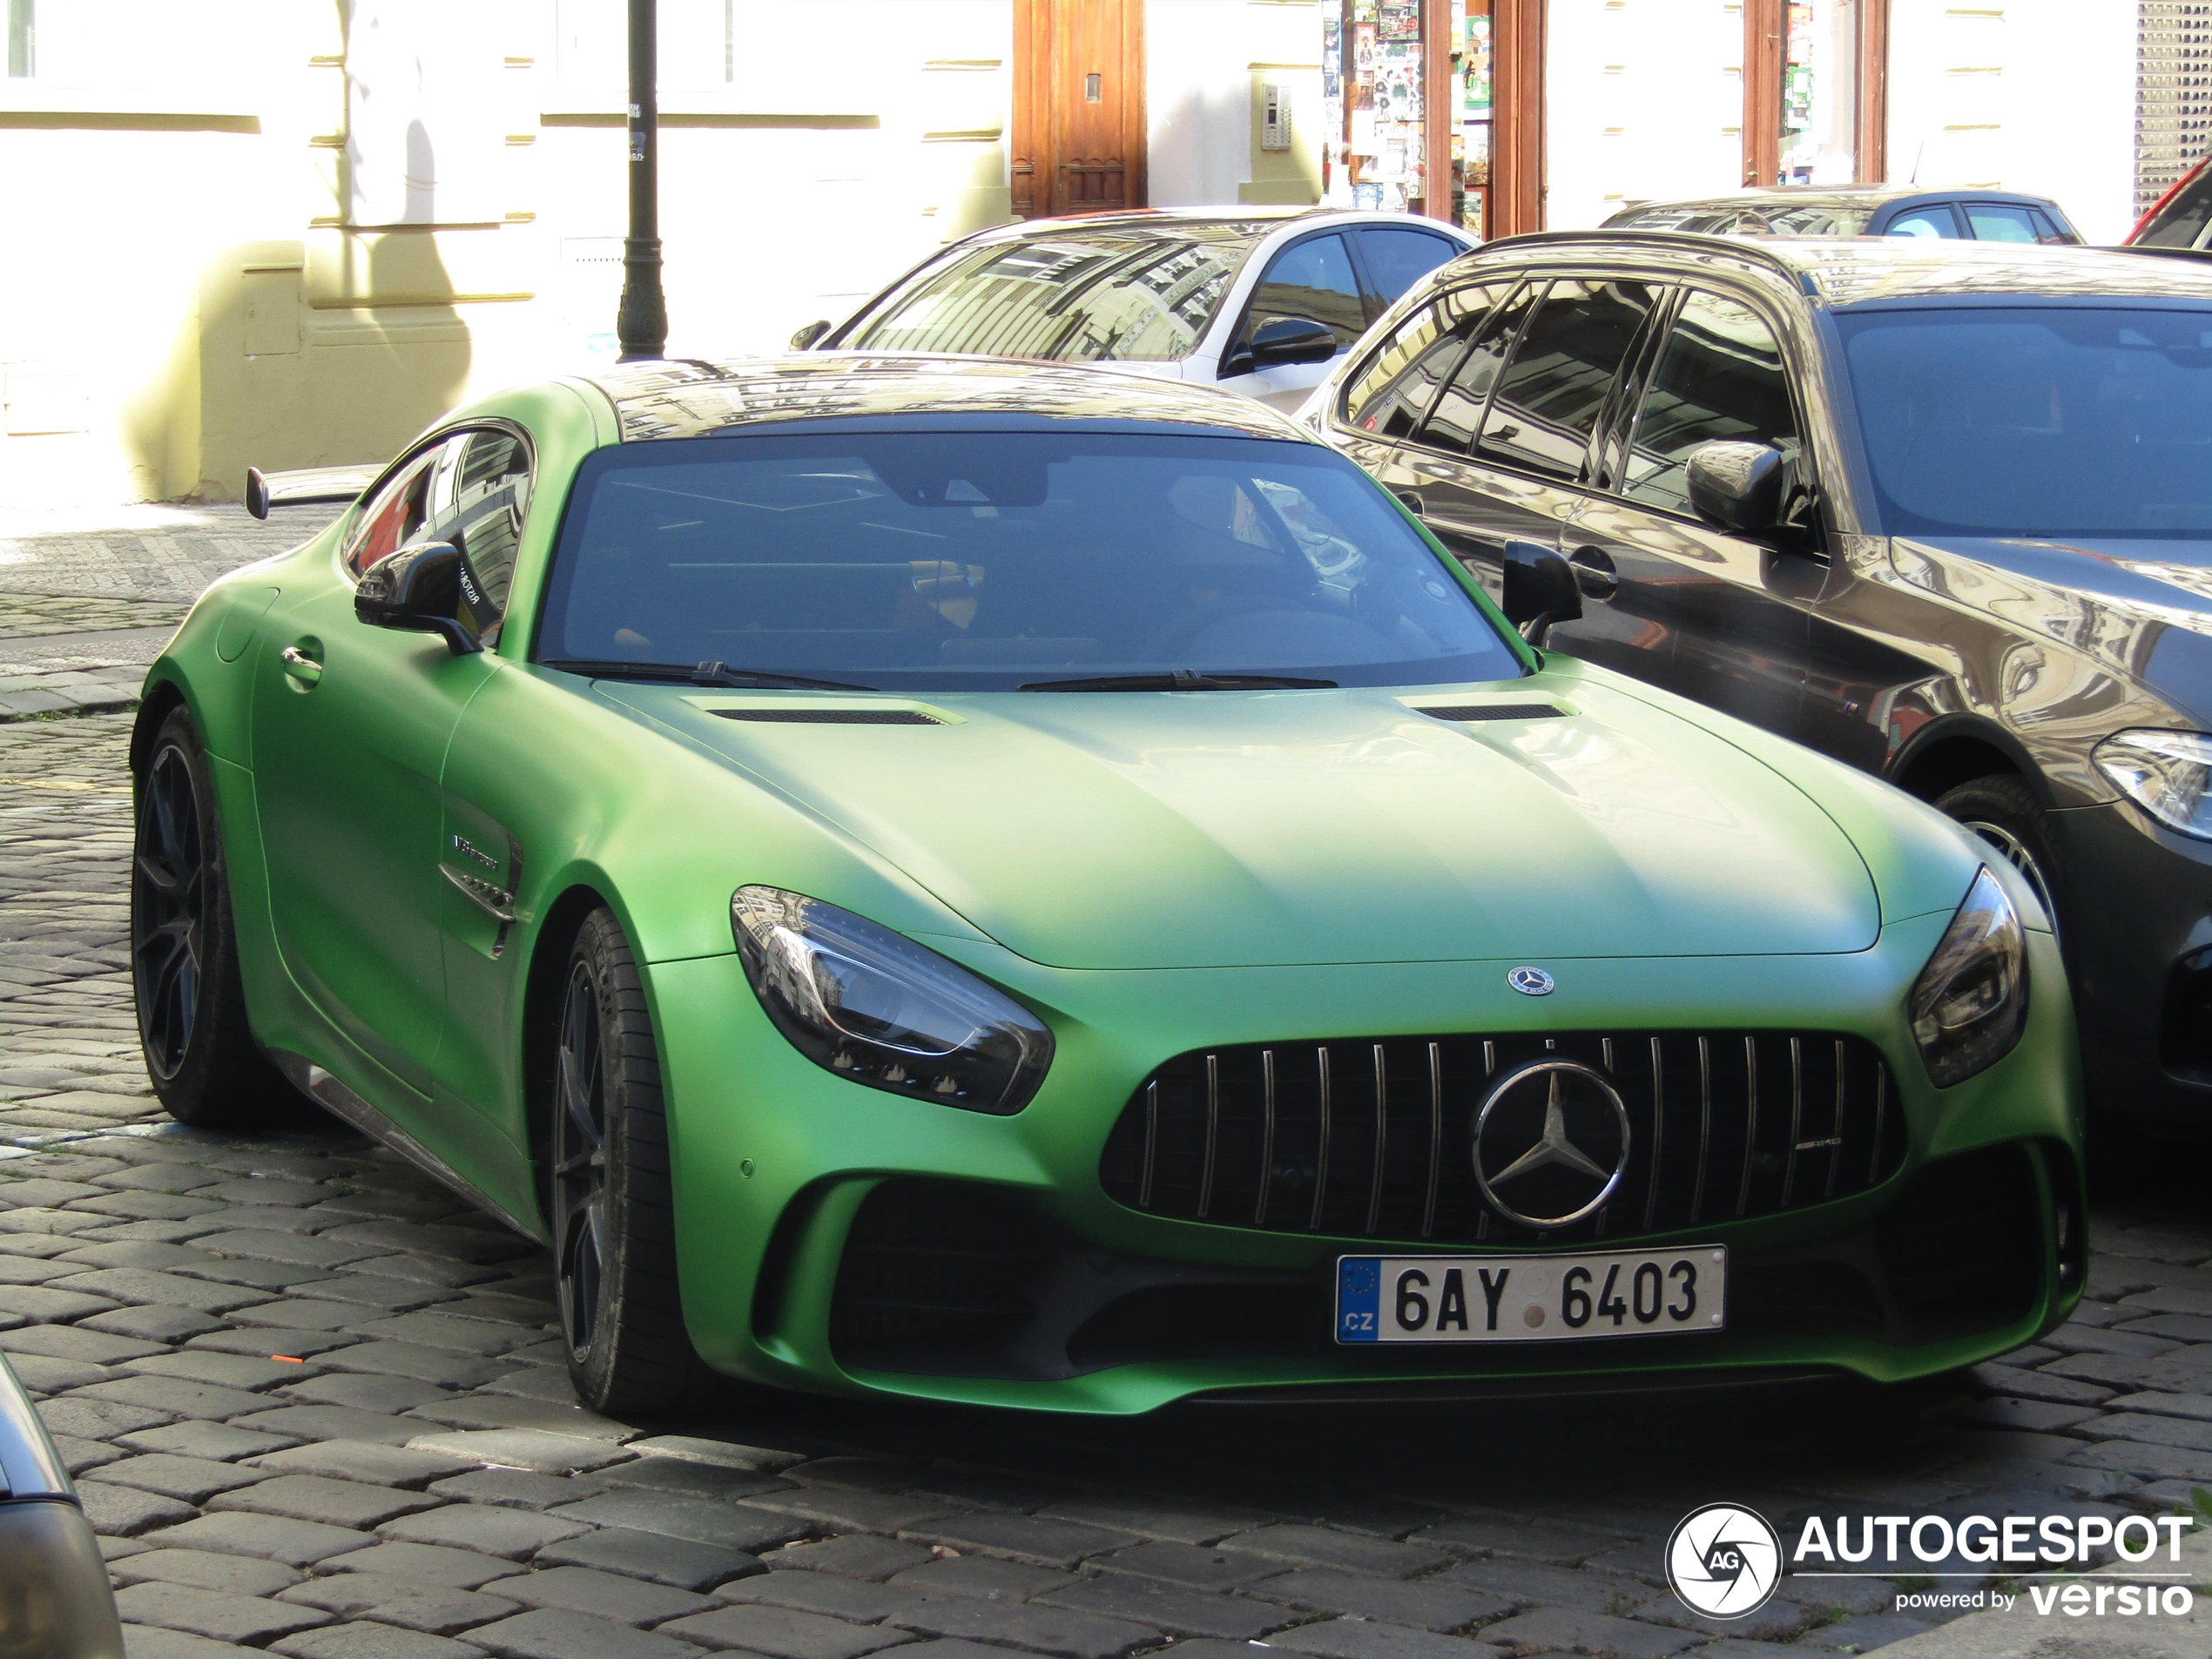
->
[1012, 1, 1147, 218]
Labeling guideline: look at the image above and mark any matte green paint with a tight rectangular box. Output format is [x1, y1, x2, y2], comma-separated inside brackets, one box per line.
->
[142, 372, 2083, 1413]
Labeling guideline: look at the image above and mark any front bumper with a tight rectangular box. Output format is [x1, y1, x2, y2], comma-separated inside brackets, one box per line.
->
[647, 911, 2082, 1413]
[2047, 799, 2212, 1119]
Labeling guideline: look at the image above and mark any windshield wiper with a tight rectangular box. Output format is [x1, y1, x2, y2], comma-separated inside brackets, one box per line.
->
[1019, 670, 1339, 692]
[542, 658, 878, 692]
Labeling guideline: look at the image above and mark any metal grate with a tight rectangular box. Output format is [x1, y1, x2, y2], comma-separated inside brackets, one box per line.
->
[1099, 1030, 1905, 1248]
[1414, 703, 1568, 723]
[711, 708, 941, 725]
[2138, 2, 2212, 218]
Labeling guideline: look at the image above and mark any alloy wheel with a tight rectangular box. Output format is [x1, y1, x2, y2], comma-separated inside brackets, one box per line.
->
[132, 743, 206, 1081]
[553, 961, 610, 1361]
[1959, 817, 2060, 941]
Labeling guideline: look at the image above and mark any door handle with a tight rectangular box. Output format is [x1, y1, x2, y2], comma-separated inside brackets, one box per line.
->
[1568, 547, 1620, 600]
[279, 644, 324, 688]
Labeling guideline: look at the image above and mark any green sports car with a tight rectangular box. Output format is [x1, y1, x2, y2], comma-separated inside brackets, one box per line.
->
[132, 355, 2082, 1415]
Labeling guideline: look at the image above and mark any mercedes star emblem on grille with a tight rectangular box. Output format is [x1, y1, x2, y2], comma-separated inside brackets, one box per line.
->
[1471, 1060, 1632, 1228]
[1507, 966, 1554, 995]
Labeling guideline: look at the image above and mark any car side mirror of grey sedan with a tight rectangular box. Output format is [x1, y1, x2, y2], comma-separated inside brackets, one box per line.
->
[1224, 316, 1339, 377]
[354, 542, 486, 656]
[789, 319, 833, 350]
[1501, 541, 1582, 648]
[1686, 440, 1789, 534]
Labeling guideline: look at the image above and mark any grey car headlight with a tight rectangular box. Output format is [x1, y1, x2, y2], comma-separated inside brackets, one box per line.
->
[1908, 867, 2027, 1088]
[2093, 729, 2212, 840]
[731, 886, 1052, 1114]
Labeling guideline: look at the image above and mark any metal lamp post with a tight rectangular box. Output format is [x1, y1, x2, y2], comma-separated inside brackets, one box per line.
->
[616, 0, 668, 361]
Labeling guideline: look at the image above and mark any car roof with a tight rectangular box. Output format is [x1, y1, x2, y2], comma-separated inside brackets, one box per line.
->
[950, 206, 1460, 246]
[1470, 231, 2212, 308]
[1614, 184, 2059, 213]
[579, 354, 1314, 443]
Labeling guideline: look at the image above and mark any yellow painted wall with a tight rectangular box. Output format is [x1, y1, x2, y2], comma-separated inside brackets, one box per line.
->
[0, 0, 1017, 506]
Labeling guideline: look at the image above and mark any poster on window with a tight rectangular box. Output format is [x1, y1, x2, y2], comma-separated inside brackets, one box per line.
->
[1379, 1, 1420, 41]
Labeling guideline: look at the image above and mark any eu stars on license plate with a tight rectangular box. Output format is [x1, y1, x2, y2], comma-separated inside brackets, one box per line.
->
[1335, 1246, 1728, 1343]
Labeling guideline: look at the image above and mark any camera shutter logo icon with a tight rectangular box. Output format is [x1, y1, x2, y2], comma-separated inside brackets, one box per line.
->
[1666, 1504, 1783, 1620]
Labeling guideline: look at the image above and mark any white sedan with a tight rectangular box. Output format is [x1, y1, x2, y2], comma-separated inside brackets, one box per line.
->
[791, 206, 1477, 413]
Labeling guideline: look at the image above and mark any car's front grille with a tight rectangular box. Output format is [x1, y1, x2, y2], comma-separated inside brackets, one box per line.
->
[1099, 1030, 1905, 1248]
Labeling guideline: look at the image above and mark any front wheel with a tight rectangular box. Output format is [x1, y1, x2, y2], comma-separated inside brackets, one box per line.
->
[131, 707, 293, 1126]
[1934, 772, 2065, 941]
[549, 907, 707, 1415]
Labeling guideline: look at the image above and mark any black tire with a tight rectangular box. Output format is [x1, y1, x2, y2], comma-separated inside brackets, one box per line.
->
[549, 907, 707, 1415]
[131, 707, 294, 1126]
[1933, 772, 2066, 942]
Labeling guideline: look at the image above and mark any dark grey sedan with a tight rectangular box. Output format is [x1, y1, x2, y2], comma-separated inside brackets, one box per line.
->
[1605, 185, 2080, 246]
[1305, 231, 2212, 1126]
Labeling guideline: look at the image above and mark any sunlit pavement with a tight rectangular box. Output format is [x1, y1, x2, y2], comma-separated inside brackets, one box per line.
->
[4, 509, 2211, 1659]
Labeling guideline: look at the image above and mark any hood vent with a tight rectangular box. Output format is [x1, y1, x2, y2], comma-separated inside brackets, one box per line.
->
[713, 708, 942, 725]
[1416, 703, 1567, 723]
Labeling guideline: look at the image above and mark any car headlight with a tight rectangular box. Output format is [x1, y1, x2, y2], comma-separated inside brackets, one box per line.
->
[730, 886, 1052, 1114]
[2093, 729, 2212, 840]
[1908, 866, 2028, 1088]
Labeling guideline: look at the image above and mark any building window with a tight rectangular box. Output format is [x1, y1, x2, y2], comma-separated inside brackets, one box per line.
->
[8, 0, 32, 78]
[1744, 0, 1887, 186]
[2138, 1, 2212, 219]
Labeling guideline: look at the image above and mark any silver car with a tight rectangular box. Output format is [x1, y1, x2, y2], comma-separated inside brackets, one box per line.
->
[790, 206, 1476, 413]
[0, 1350, 123, 1658]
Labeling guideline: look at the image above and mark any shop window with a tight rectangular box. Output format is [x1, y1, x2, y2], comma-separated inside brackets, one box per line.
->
[1233, 235, 1368, 361]
[1622, 291, 1797, 519]
[1744, 0, 1887, 187]
[1473, 280, 1657, 485]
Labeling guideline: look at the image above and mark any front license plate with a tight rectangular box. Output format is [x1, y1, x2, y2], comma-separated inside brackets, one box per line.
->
[1335, 1246, 1728, 1343]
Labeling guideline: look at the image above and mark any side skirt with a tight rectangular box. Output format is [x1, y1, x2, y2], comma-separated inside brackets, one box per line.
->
[266, 1048, 541, 1243]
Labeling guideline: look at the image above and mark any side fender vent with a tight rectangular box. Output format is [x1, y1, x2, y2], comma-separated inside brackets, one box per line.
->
[1415, 703, 1567, 723]
[713, 708, 942, 725]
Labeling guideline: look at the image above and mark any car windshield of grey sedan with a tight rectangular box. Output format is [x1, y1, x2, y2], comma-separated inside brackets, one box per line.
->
[1840, 305, 2212, 543]
[833, 224, 1273, 361]
[536, 430, 1521, 690]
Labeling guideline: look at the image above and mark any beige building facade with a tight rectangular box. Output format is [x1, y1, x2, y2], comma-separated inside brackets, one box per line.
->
[0, 1, 1325, 509]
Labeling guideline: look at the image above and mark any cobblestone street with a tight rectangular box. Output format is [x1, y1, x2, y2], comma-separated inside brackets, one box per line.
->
[5, 510, 2212, 1659]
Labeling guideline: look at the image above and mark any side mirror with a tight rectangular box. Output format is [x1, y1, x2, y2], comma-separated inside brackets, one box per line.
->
[354, 542, 484, 656]
[789, 319, 833, 350]
[1501, 540, 1582, 649]
[1224, 316, 1338, 377]
[1685, 441, 1789, 534]
[244, 467, 272, 521]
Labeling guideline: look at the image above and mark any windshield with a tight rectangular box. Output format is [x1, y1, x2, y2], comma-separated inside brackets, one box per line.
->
[1838, 306, 2212, 542]
[535, 431, 1521, 691]
[835, 226, 1271, 362]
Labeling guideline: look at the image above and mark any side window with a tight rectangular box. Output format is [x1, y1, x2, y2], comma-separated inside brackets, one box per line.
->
[342, 444, 444, 577]
[1420, 282, 1539, 455]
[2134, 166, 2212, 248]
[1885, 206, 1964, 239]
[1354, 227, 1460, 308]
[1231, 233, 1368, 364]
[2027, 207, 2077, 246]
[425, 428, 533, 627]
[1340, 281, 1506, 438]
[1472, 279, 1660, 484]
[1620, 289, 1799, 517]
[1965, 203, 2039, 244]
